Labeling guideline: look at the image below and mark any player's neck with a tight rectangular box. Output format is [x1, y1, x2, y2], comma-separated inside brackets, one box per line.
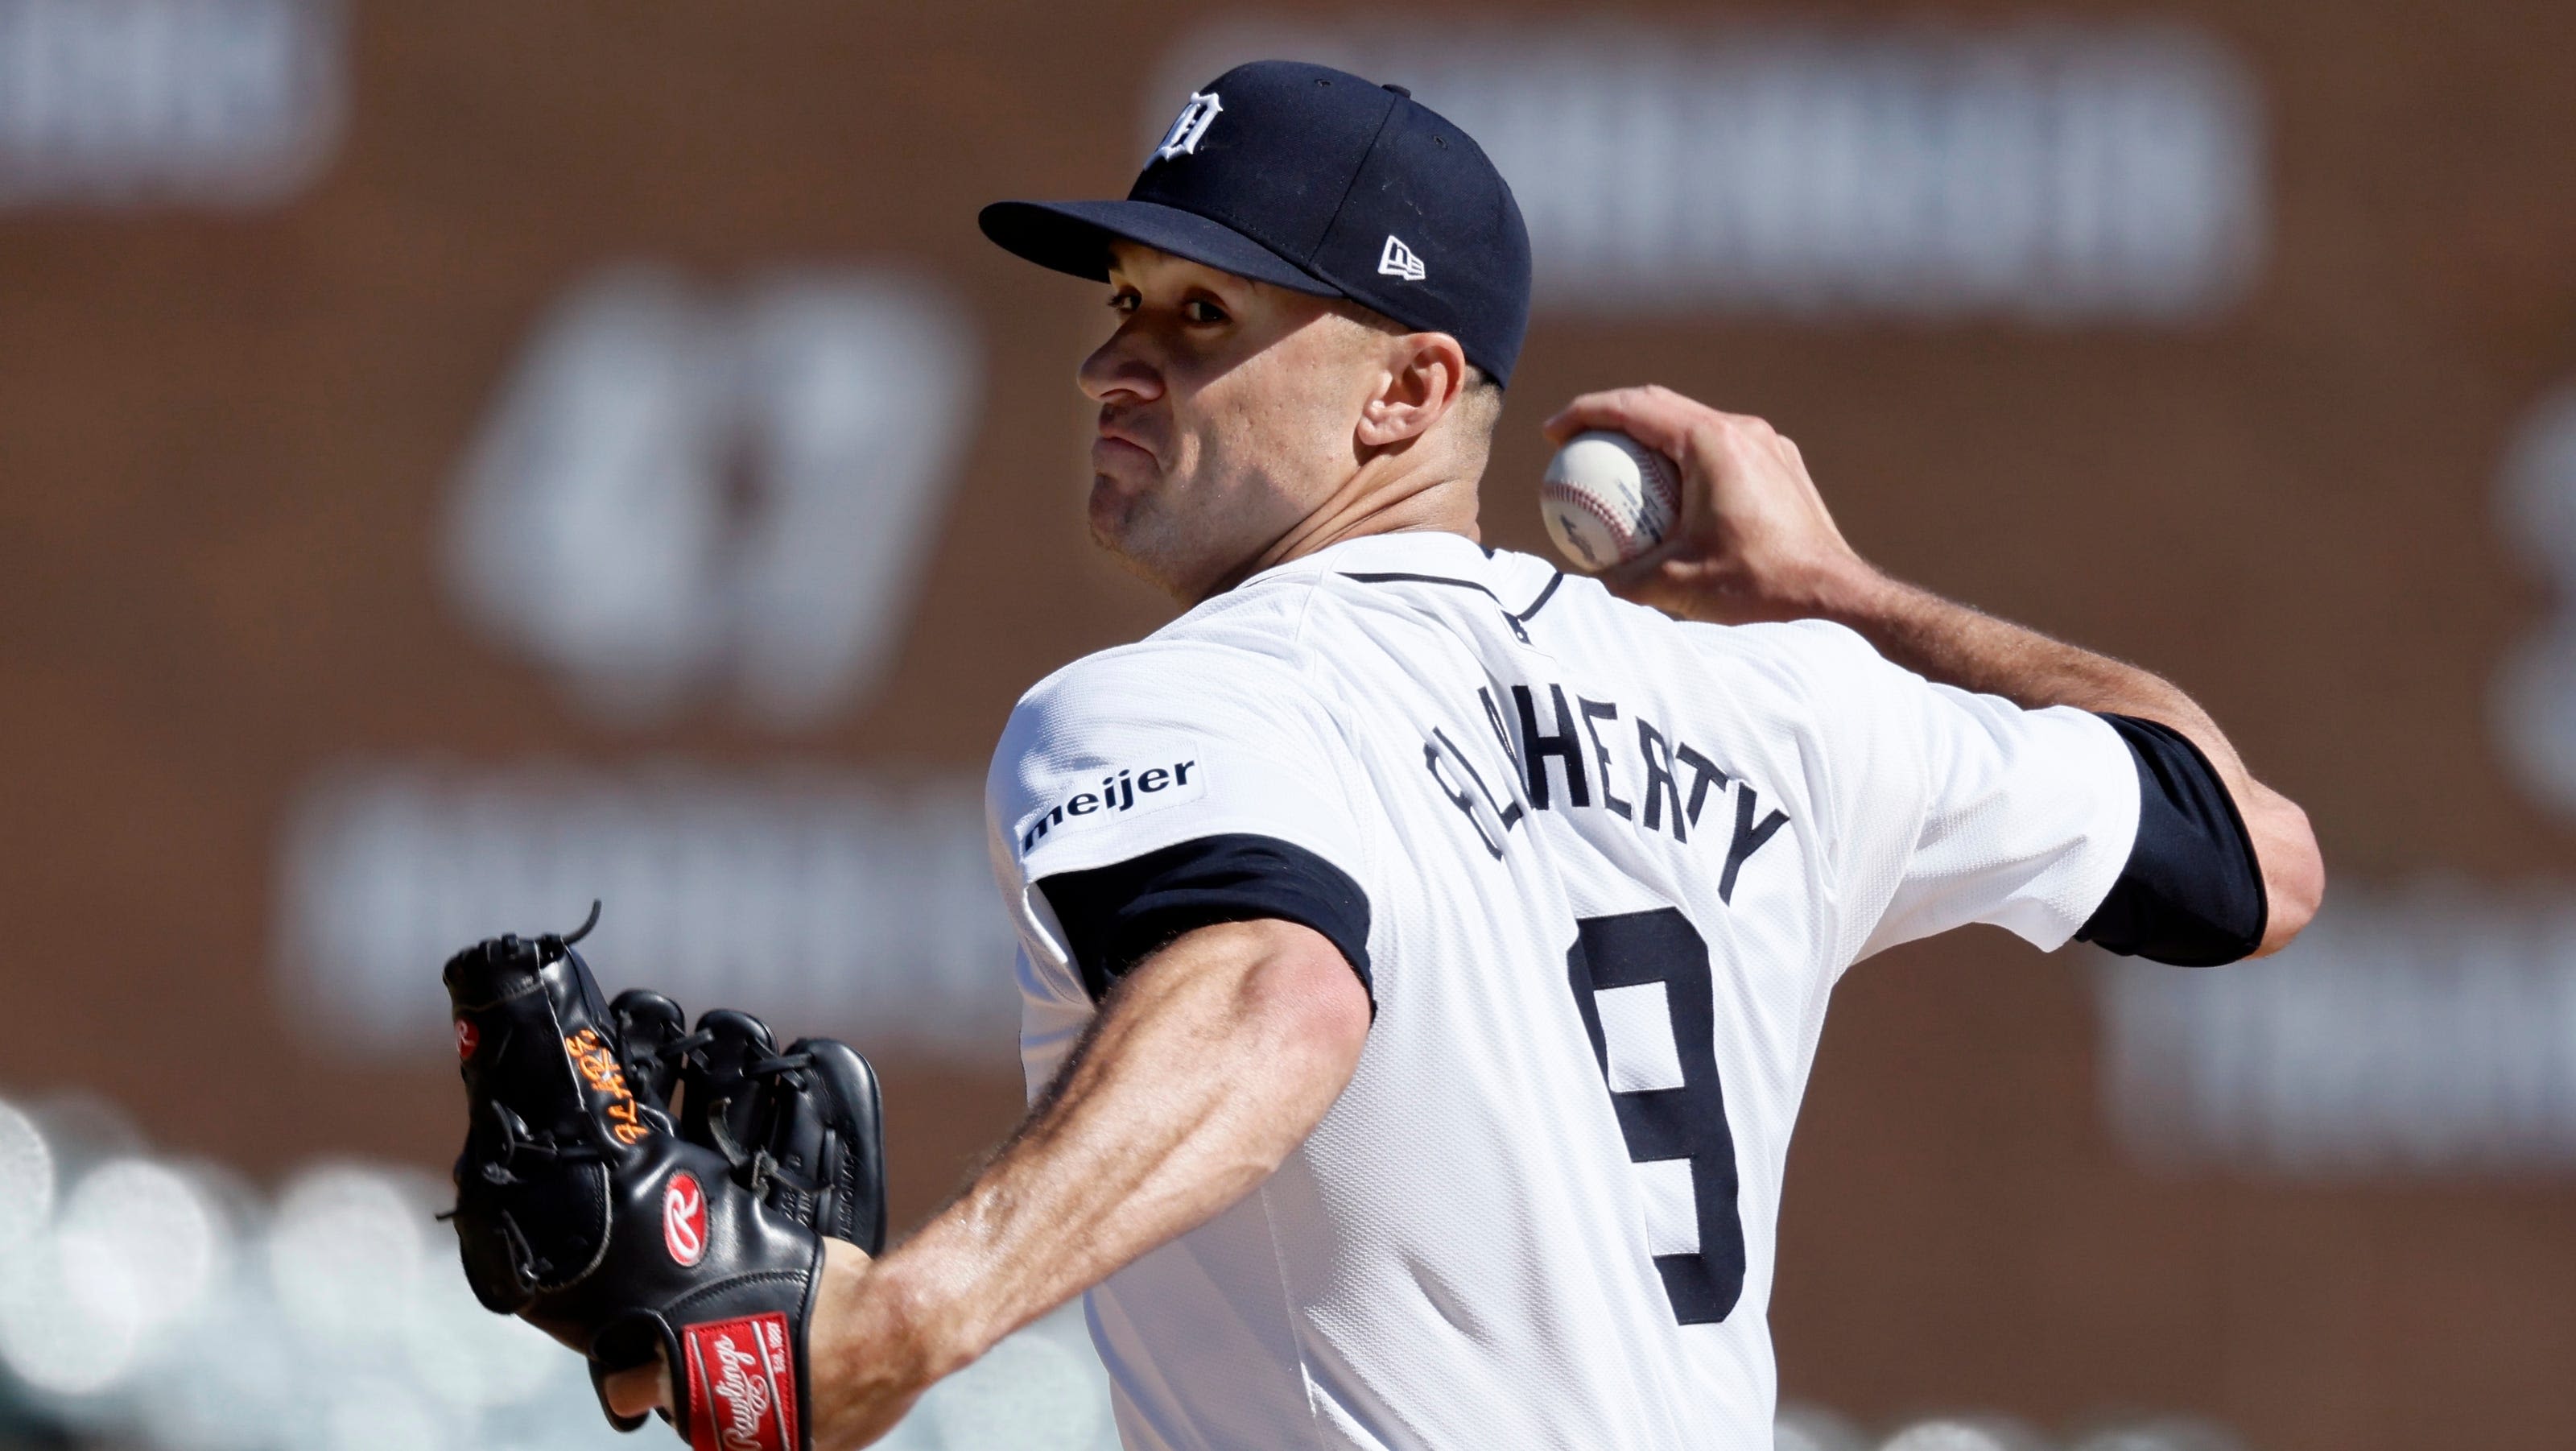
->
[1200, 458, 1483, 601]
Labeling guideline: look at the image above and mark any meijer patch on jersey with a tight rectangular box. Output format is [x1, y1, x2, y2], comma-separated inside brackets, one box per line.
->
[1020, 749, 1206, 852]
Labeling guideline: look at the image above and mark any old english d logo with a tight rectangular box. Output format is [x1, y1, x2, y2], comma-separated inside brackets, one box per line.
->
[1154, 90, 1222, 161]
[663, 1172, 708, 1266]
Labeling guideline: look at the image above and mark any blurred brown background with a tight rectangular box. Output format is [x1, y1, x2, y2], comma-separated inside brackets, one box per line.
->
[5, 2, 2575, 1448]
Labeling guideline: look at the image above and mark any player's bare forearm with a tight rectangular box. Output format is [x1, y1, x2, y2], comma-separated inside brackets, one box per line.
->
[1544, 384, 2323, 954]
[1814, 568, 2227, 756]
[1807, 565, 2320, 952]
[807, 918, 1371, 1446]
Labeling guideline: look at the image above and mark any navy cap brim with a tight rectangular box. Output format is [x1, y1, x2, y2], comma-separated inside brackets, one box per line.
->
[979, 199, 1343, 298]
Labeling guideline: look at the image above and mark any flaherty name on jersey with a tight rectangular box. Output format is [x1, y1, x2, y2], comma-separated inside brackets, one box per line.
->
[1425, 682, 1787, 902]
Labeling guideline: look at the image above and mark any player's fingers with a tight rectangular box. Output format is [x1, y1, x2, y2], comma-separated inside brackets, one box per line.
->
[603, 1358, 674, 1420]
[1540, 387, 1697, 460]
[1545, 388, 1797, 495]
[1539, 390, 1618, 442]
[1540, 387, 1664, 443]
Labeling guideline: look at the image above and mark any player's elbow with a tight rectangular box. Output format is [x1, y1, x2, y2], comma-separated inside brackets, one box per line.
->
[1207, 920, 1372, 1133]
[1241, 924, 1373, 1081]
[2247, 788, 2324, 957]
[2082, 768, 2321, 967]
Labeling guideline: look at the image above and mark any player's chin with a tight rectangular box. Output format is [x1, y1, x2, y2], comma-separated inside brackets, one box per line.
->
[1085, 470, 1154, 547]
[1086, 484, 1196, 593]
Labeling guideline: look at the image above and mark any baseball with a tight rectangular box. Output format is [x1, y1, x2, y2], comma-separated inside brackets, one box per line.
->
[1540, 429, 1682, 572]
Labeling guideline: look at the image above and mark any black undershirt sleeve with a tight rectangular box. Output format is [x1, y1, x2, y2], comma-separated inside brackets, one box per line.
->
[1037, 833, 1374, 1006]
[2075, 713, 2268, 966]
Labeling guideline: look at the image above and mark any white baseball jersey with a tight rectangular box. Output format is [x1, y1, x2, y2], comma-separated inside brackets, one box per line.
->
[985, 531, 2140, 1450]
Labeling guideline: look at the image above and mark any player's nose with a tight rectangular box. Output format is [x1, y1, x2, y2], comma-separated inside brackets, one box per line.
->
[1079, 328, 1164, 405]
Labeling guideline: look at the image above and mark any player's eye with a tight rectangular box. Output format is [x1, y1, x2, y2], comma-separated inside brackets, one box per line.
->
[1107, 288, 1141, 315]
[1181, 298, 1230, 325]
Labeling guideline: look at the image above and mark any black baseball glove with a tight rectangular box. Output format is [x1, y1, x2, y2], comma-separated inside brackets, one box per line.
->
[443, 907, 885, 1451]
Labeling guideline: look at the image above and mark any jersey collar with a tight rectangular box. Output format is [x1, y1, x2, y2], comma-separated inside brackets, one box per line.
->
[1245, 529, 1498, 588]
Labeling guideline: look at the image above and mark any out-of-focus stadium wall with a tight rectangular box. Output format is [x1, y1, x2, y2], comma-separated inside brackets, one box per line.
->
[2, 2, 2573, 1448]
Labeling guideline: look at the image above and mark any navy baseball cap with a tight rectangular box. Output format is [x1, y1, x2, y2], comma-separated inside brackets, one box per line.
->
[980, 60, 1534, 387]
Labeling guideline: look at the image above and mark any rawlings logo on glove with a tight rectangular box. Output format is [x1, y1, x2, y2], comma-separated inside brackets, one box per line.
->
[443, 905, 884, 1451]
[686, 1314, 799, 1451]
[665, 1173, 707, 1266]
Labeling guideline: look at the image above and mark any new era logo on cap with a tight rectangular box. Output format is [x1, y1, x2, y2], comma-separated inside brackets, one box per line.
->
[1377, 234, 1426, 282]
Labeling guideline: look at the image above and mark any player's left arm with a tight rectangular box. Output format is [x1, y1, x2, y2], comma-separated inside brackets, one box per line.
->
[1548, 385, 2324, 958]
[607, 916, 1371, 1450]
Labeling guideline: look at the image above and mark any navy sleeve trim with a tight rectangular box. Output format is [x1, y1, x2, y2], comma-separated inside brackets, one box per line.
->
[1037, 833, 1374, 1005]
[2075, 713, 2268, 966]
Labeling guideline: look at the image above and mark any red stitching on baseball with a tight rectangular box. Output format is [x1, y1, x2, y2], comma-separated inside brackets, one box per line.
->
[1637, 455, 1678, 526]
[1542, 480, 1645, 556]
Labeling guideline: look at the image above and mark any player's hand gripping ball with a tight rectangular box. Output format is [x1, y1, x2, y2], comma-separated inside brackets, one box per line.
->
[444, 905, 886, 1451]
[1540, 429, 1681, 572]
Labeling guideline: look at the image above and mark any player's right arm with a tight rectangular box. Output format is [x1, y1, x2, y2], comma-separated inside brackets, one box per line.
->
[609, 639, 1382, 1448]
[1545, 384, 2323, 961]
[606, 918, 1367, 1450]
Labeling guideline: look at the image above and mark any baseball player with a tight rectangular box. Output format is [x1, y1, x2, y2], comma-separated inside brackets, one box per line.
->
[464, 59, 2322, 1451]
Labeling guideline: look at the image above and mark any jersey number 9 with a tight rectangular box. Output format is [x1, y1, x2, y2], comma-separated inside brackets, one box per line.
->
[1566, 908, 1746, 1325]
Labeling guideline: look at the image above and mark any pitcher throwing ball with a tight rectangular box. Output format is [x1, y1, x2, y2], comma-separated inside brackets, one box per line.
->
[556, 59, 2323, 1449]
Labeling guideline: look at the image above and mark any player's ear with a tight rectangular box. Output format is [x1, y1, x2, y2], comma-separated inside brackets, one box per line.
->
[1355, 331, 1468, 450]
